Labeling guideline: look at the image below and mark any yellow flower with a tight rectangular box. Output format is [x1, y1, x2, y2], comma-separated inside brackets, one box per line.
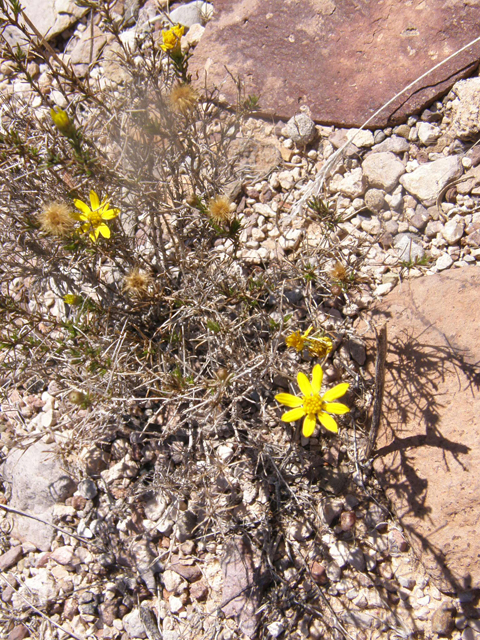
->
[207, 195, 232, 224]
[63, 294, 83, 305]
[285, 326, 313, 352]
[73, 190, 120, 242]
[160, 24, 185, 52]
[38, 201, 76, 236]
[50, 107, 75, 137]
[275, 364, 349, 438]
[307, 335, 333, 359]
[169, 84, 198, 115]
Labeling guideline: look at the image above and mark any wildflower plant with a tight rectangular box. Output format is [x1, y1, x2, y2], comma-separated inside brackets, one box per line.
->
[275, 364, 350, 437]
[285, 326, 333, 360]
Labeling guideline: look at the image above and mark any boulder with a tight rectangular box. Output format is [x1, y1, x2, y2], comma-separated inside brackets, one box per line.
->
[190, 0, 480, 127]
[363, 268, 480, 593]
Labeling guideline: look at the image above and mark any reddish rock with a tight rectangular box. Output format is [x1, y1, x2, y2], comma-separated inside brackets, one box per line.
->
[189, 579, 209, 601]
[168, 558, 202, 582]
[7, 625, 29, 640]
[191, 0, 480, 127]
[0, 546, 23, 571]
[362, 268, 480, 592]
[310, 561, 327, 584]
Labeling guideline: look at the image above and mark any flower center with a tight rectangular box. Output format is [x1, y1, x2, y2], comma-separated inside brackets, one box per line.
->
[303, 394, 324, 415]
[89, 210, 103, 226]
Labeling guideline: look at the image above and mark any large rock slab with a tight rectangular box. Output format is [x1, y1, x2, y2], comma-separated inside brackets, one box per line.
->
[365, 268, 480, 593]
[191, 0, 480, 128]
[3, 441, 76, 551]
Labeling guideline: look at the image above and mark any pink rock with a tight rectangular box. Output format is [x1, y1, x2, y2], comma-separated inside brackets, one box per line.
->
[0, 546, 23, 571]
[362, 268, 480, 592]
[191, 0, 480, 127]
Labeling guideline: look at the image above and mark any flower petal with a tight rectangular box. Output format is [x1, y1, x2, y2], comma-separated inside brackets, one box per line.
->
[303, 414, 316, 437]
[97, 223, 111, 238]
[318, 412, 339, 433]
[74, 199, 92, 216]
[100, 207, 120, 220]
[297, 371, 312, 396]
[275, 393, 303, 408]
[324, 402, 350, 415]
[89, 190, 100, 210]
[281, 407, 306, 422]
[322, 382, 349, 402]
[303, 326, 313, 338]
[311, 364, 323, 394]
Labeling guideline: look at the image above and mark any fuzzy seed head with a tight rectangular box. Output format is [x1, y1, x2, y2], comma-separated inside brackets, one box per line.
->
[169, 84, 198, 115]
[330, 261, 348, 281]
[38, 201, 76, 236]
[124, 268, 152, 296]
[207, 195, 232, 224]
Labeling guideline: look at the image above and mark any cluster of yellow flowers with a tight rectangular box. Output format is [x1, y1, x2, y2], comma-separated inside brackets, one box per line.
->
[285, 326, 333, 359]
[38, 190, 120, 243]
[160, 24, 184, 53]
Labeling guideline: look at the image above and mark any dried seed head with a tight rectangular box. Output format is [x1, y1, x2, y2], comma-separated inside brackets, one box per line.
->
[169, 84, 198, 115]
[38, 202, 76, 236]
[124, 268, 152, 296]
[207, 195, 232, 224]
[68, 390, 87, 405]
[330, 261, 348, 281]
[216, 367, 229, 381]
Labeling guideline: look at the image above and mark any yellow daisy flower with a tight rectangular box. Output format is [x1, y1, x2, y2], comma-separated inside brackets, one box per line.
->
[73, 190, 120, 242]
[275, 364, 349, 438]
[160, 24, 185, 52]
[285, 326, 313, 352]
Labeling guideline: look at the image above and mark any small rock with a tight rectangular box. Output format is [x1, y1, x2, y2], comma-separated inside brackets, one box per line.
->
[76, 478, 97, 500]
[373, 135, 410, 154]
[431, 604, 455, 636]
[169, 594, 184, 614]
[340, 511, 356, 531]
[162, 570, 186, 595]
[394, 233, 425, 262]
[217, 444, 234, 463]
[169, 560, 202, 582]
[267, 621, 285, 638]
[400, 155, 463, 206]
[425, 219, 443, 238]
[388, 529, 408, 553]
[101, 454, 138, 483]
[395, 124, 411, 138]
[50, 546, 79, 567]
[319, 499, 344, 525]
[417, 122, 441, 146]
[310, 561, 327, 584]
[189, 580, 208, 601]
[346, 338, 366, 365]
[364, 188, 385, 212]
[329, 167, 366, 198]
[175, 510, 197, 542]
[170, 1, 213, 27]
[450, 77, 480, 140]
[285, 113, 316, 145]
[436, 253, 454, 270]
[0, 546, 23, 571]
[7, 625, 29, 640]
[123, 609, 147, 639]
[362, 151, 405, 193]
[346, 128, 374, 148]
[185, 22, 205, 47]
[442, 218, 465, 245]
